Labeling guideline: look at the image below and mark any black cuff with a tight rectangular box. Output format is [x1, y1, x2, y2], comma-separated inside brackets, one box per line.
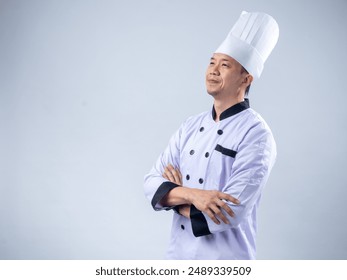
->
[190, 205, 211, 237]
[151, 181, 180, 210]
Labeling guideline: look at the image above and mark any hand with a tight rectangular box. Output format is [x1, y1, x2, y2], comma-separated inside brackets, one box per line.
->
[187, 188, 240, 225]
[163, 164, 182, 185]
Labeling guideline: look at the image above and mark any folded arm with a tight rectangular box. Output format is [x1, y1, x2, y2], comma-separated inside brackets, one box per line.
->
[160, 164, 240, 225]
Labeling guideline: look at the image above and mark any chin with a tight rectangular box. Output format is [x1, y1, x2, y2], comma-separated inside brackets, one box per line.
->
[207, 89, 219, 97]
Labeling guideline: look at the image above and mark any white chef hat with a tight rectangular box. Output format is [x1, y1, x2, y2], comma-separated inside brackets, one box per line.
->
[215, 11, 279, 79]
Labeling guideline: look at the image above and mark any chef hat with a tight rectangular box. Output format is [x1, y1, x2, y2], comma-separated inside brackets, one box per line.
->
[215, 11, 279, 79]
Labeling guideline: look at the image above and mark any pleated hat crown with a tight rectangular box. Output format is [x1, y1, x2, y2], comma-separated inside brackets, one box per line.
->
[215, 11, 279, 79]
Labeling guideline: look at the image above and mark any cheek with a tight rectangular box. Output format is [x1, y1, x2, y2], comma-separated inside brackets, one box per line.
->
[223, 73, 239, 88]
[205, 69, 210, 79]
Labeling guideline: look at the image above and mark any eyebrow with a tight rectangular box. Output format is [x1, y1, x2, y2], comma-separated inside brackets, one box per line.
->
[210, 57, 232, 62]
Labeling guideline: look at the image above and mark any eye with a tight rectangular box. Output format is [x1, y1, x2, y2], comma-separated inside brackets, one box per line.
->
[209, 61, 215, 65]
[222, 63, 230, 67]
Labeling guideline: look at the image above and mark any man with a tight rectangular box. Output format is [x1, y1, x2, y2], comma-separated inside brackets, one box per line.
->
[144, 11, 279, 259]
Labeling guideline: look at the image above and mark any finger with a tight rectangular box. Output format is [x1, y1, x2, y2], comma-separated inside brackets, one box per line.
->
[163, 166, 169, 177]
[211, 204, 229, 224]
[171, 169, 181, 185]
[163, 173, 169, 180]
[177, 169, 182, 184]
[219, 193, 240, 204]
[217, 200, 235, 218]
[205, 209, 220, 225]
[164, 167, 175, 182]
[168, 164, 181, 185]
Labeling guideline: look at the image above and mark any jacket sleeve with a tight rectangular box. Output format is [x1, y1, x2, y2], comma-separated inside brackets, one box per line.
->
[143, 123, 184, 211]
[190, 123, 277, 237]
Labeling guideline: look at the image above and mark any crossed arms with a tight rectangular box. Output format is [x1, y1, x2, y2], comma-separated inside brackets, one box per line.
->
[161, 164, 240, 225]
[144, 118, 276, 236]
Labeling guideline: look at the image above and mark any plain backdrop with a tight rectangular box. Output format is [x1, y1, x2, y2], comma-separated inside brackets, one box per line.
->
[1, 0, 346, 259]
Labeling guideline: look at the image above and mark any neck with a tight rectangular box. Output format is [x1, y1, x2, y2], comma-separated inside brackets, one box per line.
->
[213, 93, 244, 122]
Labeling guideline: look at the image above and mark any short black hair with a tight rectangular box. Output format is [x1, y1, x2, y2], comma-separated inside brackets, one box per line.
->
[241, 66, 251, 97]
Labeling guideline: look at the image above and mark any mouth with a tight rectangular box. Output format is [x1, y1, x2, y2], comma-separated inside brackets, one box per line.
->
[207, 79, 220, 84]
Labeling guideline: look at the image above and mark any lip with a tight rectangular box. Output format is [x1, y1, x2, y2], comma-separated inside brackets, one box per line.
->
[207, 79, 220, 83]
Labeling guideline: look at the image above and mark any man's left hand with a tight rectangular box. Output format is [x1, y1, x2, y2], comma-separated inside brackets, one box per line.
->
[163, 164, 182, 185]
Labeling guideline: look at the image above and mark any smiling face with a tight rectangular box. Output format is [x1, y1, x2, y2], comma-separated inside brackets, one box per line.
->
[205, 53, 252, 100]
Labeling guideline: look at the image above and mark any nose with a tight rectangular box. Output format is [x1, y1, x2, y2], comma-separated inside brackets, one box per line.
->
[210, 64, 219, 76]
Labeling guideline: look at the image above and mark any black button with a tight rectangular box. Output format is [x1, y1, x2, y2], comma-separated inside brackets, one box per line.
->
[186, 174, 190, 180]
[217, 129, 223, 135]
[181, 225, 185, 230]
[205, 152, 209, 158]
[190, 150, 195, 155]
[199, 127, 204, 132]
[199, 178, 204, 184]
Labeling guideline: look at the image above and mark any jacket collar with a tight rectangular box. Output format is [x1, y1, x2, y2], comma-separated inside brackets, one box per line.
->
[212, 98, 250, 121]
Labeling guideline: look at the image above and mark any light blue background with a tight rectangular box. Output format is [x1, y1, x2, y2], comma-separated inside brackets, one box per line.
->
[1, 0, 346, 259]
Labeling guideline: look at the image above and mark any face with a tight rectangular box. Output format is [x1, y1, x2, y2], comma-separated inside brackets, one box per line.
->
[205, 53, 251, 98]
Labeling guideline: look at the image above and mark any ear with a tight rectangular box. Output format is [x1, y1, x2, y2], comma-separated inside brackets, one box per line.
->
[243, 74, 253, 87]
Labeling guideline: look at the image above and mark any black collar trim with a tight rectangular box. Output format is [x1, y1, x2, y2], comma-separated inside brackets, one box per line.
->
[212, 98, 250, 121]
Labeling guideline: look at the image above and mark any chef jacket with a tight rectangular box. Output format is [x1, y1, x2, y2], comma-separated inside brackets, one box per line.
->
[144, 99, 276, 259]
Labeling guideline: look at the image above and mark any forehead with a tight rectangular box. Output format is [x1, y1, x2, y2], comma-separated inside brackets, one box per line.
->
[211, 53, 239, 64]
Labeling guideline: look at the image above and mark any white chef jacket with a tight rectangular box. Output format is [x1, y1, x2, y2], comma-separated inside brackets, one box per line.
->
[144, 99, 276, 259]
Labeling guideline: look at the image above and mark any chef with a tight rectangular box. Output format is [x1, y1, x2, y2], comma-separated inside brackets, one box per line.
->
[144, 11, 279, 259]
